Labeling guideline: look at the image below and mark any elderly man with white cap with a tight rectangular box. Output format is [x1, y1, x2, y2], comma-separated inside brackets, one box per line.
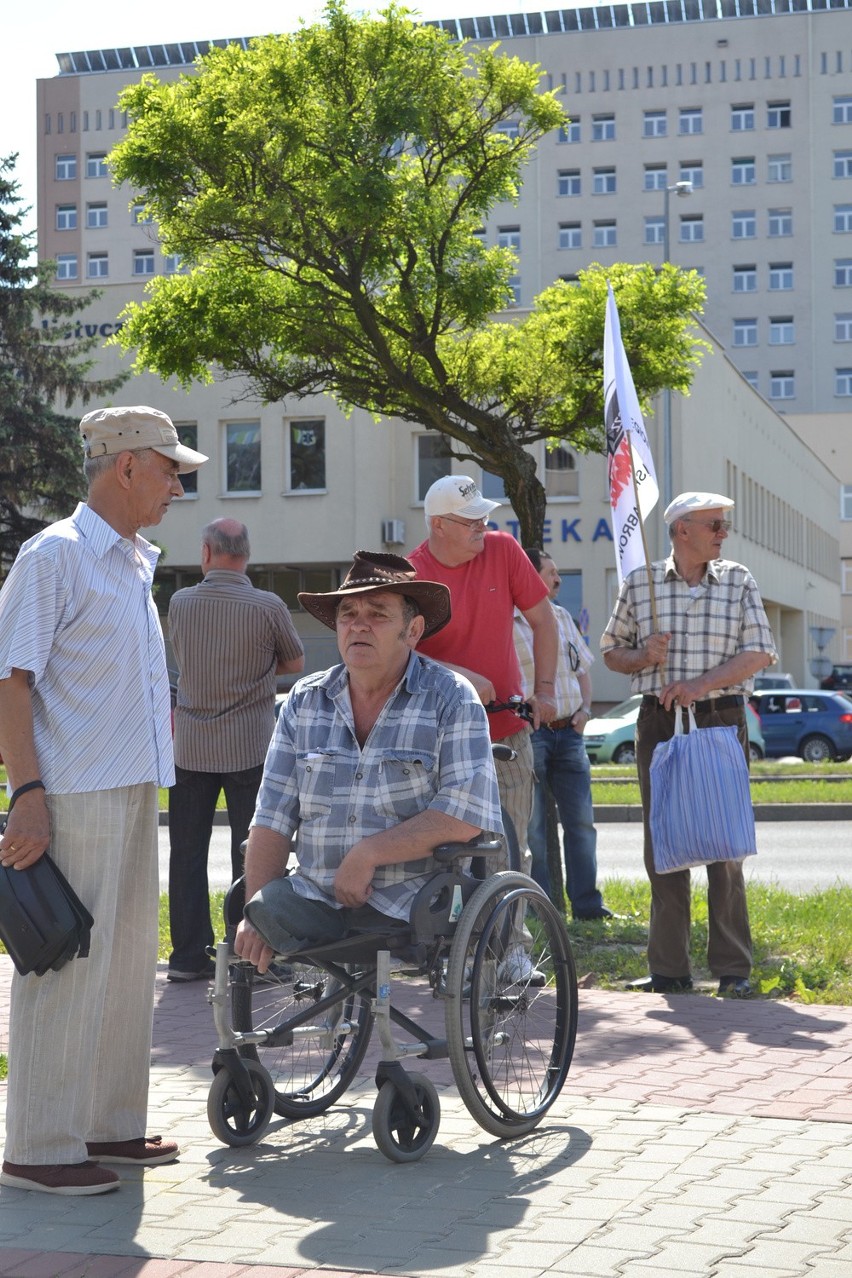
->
[601, 491, 777, 998]
[0, 406, 206, 1195]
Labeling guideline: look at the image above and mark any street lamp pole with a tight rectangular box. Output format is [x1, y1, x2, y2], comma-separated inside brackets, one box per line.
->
[661, 180, 693, 508]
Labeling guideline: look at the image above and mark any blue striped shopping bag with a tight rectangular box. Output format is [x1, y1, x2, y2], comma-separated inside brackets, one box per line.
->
[649, 706, 757, 874]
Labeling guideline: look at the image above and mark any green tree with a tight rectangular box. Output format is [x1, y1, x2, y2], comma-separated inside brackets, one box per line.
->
[0, 155, 126, 569]
[110, 1, 706, 544]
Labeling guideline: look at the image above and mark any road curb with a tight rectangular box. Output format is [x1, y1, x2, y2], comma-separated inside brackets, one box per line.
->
[157, 805, 852, 826]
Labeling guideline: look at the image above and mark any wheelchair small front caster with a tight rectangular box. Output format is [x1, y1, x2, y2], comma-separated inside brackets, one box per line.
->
[371, 1072, 441, 1163]
[207, 1058, 275, 1147]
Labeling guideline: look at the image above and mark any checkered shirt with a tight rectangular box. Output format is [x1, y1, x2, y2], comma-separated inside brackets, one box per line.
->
[253, 650, 502, 921]
[600, 554, 777, 695]
[514, 602, 594, 718]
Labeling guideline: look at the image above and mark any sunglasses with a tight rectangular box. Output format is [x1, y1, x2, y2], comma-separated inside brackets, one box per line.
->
[683, 518, 732, 534]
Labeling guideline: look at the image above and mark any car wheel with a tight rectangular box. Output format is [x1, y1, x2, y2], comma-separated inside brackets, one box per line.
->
[748, 742, 764, 762]
[612, 741, 636, 765]
[800, 734, 835, 764]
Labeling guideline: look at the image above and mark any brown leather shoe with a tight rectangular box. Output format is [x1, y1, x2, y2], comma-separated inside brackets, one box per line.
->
[86, 1135, 179, 1165]
[0, 1159, 119, 1195]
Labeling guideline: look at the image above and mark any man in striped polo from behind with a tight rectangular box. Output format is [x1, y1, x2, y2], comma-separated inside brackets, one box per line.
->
[167, 518, 304, 982]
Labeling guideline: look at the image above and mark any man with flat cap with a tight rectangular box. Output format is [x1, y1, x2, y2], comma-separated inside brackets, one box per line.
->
[601, 492, 777, 998]
[234, 550, 502, 971]
[0, 406, 206, 1195]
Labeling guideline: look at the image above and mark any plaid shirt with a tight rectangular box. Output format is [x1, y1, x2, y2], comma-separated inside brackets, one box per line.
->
[515, 603, 594, 718]
[253, 650, 502, 921]
[600, 554, 777, 695]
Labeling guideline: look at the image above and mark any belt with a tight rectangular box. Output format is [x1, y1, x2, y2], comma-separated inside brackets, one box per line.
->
[546, 716, 573, 732]
[642, 694, 744, 713]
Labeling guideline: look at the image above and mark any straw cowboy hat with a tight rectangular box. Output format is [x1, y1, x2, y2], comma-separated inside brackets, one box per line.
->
[298, 550, 451, 639]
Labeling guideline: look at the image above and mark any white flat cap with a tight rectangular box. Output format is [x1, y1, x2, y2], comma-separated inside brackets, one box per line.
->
[664, 491, 735, 525]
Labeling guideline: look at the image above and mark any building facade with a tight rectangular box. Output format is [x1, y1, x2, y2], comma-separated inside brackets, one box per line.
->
[34, 2, 850, 693]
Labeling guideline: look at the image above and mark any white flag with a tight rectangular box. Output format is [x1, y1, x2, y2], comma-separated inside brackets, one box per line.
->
[604, 283, 659, 583]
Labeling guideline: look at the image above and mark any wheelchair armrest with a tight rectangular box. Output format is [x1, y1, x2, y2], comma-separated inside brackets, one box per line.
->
[432, 833, 503, 865]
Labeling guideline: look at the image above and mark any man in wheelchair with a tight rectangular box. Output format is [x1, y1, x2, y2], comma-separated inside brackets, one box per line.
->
[233, 549, 504, 973]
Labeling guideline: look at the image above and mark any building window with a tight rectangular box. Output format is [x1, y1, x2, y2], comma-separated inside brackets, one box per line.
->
[55, 154, 76, 181]
[743, 371, 759, 390]
[644, 165, 667, 191]
[834, 151, 852, 179]
[174, 424, 198, 495]
[506, 275, 521, 306]
[835, 313, 852, 340]
[835, 205, 852, 233]
[133, 249, 155, 276]
[768, 208, 793, 237]
[56, 204, 77, 231]
[769, 317, 795, 344]
[55, 254, 77, 281]
[481, 469, 507, 501]
[495, 120, 520, 141]
[732, 210, 757, 239]
[593, 221, 617, 247]
[835, 259, 852, 286]
[497, 226, 520, 252]
[86, 202, 107, 229]
[226, 421, 261, 493]
[680, 162, 703, 189]
[558, 119, 581, 143]
[558, 223, 582, 250]
[769, 262, 794, 290]
[87, 252, 108, 278]
[842, 485, 852, 520]
[132, 204, 154, 224]
[731, 104, 754, 131]
[680, 214, 704, 243]
[769, 371, 795, 399]
[733, 318, 758, 347]
[544, 444, 579, 499]
[643, 110, 667, 138]
[731, 158, 755, 185]
[86, 152, 108, 178]
[557, 170, 581, 197]
[417, 433, 452, 501]
[593, 167, 616, 195]
[767, 101, 792, 129]
[768, 153, 792, 183]
[833, 96, 852, 125]
[733, 265, 757, 292]
[835, 368, 852, 396]
[679, 108, 703, 135]
[644, 216, 664, 246]
[163, 253, 185, 274]
[287, 418, 326, 491]
[592, 114, 615, 141]
[843, 559, 852, 594]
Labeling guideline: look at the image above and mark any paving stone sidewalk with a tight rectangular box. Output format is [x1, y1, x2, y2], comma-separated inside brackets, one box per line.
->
[0, 959, 850, 1278]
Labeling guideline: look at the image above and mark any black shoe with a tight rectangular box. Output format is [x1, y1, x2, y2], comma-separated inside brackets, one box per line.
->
[717, 976, 752, 998]
[574, 907, 628, 921]
[167, 962, 216, 983]
[626, 973, 693, 993]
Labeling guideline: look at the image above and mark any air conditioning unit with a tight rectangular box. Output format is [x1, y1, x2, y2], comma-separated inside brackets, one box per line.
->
[381, 518, 406, 545]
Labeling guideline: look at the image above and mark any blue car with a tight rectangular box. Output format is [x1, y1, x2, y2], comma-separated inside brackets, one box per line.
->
[750, 689, 852, 762]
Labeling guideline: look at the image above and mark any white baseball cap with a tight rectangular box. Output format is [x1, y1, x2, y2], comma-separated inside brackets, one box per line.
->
[424, 475, 501, 521]
[664, 491, 734, 525]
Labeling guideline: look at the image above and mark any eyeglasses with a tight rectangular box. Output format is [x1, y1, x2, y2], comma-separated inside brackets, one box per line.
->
[438, 514, 490, 529]
[683, 518, 732, 534]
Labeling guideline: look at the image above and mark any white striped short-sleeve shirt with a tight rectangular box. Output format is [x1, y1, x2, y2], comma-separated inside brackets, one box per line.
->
[0, 502, 174, 792]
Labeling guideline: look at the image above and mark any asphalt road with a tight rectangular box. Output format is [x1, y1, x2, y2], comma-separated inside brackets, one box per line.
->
[158, 819, 851, 896]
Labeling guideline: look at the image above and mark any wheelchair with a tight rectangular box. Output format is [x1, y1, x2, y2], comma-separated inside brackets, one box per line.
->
[207, 835, 578, 1163]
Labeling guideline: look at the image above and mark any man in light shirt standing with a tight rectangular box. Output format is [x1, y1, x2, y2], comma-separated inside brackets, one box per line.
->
[0, 406, 206, 1196]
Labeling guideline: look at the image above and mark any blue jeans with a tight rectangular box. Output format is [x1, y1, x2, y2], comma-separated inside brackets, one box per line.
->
[528, 725, 604, 917]
[168, 763, 263, 971]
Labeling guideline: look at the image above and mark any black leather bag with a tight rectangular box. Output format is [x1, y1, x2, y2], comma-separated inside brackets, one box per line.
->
[0, 805, 93, 977]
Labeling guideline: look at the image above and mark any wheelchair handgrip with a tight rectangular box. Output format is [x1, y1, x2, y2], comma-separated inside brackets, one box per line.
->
[432, 834, 503, 865]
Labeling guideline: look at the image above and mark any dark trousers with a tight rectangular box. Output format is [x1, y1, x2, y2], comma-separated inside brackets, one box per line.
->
[636, 700, 753, 980]
[168, 763, 263, 971]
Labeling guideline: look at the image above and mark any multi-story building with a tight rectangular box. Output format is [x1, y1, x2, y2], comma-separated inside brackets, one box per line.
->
[33, 3, 851, 694]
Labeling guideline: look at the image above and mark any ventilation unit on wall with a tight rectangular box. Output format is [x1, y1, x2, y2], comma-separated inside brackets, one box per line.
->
[381, 519, 406, 545]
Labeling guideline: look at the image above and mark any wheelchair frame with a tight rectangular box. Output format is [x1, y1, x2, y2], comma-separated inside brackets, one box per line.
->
[207, 836, 578, 1162]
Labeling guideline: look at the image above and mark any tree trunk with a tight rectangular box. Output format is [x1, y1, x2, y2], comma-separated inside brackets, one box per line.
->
[499, 448, 548, 547]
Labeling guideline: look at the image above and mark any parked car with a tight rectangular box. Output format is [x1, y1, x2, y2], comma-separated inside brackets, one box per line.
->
[753, 671, 794, 691]
[820, 664, 852, 692]
[583, 695, 765, 765]
[749, 688, 852, 762]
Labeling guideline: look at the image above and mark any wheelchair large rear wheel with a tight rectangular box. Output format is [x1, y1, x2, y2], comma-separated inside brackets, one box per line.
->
[444, 871, 577, 1138]
[231, 961, 374, 1119]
